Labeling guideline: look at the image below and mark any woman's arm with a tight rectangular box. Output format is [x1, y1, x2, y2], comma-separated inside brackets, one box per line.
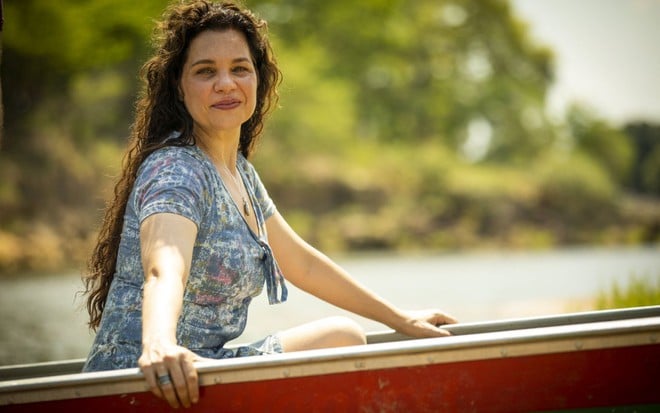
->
[266, 212, 457, 338]
[138, 212, 200, 409]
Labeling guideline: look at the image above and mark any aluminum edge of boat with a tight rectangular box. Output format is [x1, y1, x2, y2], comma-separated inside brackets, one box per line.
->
[1, 306, 659, 411]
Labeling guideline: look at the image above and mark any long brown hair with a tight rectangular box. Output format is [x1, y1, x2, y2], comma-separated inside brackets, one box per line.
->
[84, 0, 281, 330]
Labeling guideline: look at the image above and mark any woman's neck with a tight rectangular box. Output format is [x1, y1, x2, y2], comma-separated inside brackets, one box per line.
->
[194, 128, 241, 171]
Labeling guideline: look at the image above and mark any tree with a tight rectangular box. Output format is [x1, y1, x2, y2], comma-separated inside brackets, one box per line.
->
[566, 105, 634, 185]
[625, 122, 660, 195]
[1, 0, 165, 150]
[252, 0, 555, 162]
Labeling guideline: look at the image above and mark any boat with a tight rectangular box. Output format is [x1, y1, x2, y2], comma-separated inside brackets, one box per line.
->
[1, 305, 659, 412]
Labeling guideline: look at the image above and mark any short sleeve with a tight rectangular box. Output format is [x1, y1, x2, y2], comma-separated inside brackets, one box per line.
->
[133, 148, 208, 226]
[240, 156, 276, 220]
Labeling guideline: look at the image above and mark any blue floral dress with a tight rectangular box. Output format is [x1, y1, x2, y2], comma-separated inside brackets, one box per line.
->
[83, 144, 288, 371]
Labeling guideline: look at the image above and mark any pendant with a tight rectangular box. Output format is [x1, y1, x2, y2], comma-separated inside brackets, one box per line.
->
[243, 198, 250, 216]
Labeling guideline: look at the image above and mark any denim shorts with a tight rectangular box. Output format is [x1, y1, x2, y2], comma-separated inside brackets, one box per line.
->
[234, 334, 283, 357]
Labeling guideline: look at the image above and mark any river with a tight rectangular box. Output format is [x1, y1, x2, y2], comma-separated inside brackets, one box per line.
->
[0, 245, 658, 366]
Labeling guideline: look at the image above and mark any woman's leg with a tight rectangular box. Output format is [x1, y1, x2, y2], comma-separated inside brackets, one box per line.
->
[278, 316, 366, 352]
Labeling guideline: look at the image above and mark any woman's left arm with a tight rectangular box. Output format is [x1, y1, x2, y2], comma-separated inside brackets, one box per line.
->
[266, 212, 457, 338]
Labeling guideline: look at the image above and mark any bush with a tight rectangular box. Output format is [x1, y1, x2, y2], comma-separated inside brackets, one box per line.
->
[534, 152, 618, 240]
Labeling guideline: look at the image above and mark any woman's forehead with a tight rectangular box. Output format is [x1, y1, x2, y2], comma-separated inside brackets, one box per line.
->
[186, 29, 252, 64]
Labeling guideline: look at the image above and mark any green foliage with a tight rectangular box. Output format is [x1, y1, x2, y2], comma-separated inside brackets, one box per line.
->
[532, 151, 628, 244]
[596, 276, 660, 310]
[2, 0, 165, 143]
[254, 0, 555, 161]
[567, 105, 634, 185]
[264, 39, 358, 155]
[624, 122, 660, 195]
[536, 153, 616, 213]
[3, 0, 163, 70]
[640, 146, 660, 194]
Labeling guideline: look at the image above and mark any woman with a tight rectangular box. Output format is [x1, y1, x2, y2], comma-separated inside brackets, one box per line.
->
[82, 0, 457, 408]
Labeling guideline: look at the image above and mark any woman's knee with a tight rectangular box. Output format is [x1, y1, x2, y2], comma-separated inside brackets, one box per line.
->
[279, 316, 366, 352]
[325, 316, 366, 346]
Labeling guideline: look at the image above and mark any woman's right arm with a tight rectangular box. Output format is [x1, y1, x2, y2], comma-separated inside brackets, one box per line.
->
[138, 212, 200, 409]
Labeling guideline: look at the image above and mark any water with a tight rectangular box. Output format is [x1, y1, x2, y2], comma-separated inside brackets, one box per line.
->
[0, 246, 658, 366]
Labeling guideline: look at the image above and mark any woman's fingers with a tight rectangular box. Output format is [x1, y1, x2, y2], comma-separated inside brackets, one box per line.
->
[418, 319, 452, 337]
[398, 309, 458, 338]
[181, 353, 200, 405]
[427, 310, 458, 336]
[139, 360, 165, 400]
[155, 366, 180, 408]
[162, 352, 200, 408]
[166, 359, 189, 408]
[139, 347, 200, 408]
[167, 351, 200, 408]
[430, 311, 458, 326]
[440, 312, 458, 325]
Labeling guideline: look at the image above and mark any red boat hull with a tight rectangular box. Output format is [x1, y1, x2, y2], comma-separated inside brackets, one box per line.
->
[2, 344, 658, 413]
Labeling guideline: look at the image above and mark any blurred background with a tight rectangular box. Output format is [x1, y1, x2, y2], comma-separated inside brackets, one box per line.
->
[0, 0, 658, 365]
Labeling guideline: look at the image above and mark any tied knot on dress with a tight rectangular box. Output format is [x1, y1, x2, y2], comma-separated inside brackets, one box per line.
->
[260, 241, 288, 304]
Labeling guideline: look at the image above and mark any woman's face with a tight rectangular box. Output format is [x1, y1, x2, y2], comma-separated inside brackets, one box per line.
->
[179, 29, 257, 138]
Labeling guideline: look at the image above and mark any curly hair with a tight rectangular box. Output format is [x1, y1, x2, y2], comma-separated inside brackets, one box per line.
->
[83, 0, 281, 330]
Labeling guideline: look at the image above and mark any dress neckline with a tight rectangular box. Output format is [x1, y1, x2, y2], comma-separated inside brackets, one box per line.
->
[194, 146, 263, 239]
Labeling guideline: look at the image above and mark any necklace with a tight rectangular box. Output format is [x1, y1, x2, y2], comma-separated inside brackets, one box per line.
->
[222, 165, 250, 216]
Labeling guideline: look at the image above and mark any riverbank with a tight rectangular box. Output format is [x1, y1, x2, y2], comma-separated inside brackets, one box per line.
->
[2, 140, 659, 277]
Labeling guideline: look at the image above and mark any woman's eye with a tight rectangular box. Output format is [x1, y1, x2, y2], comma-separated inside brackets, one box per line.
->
[196, 67, 214, 75]
[233, 66, 251, 74]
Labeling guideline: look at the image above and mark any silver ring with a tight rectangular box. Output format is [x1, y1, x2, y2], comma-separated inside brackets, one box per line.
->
[157, 374, 172, 386]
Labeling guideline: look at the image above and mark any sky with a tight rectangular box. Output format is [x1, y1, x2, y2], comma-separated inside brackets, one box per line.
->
[510, 0, 660, 126]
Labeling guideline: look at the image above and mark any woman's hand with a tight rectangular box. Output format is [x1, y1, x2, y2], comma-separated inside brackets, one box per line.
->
[138, 341, 201, 408]
[394, 309, 458, 338]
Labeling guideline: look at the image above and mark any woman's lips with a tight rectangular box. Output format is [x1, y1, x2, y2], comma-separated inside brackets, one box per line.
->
[212, 99, 241, 110]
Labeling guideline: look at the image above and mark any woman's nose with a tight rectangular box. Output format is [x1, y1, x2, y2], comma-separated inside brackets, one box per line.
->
[214, 70, 235, 92]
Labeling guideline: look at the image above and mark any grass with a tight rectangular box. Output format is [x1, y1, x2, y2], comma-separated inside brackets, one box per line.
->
[596, 274, 660, 310]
